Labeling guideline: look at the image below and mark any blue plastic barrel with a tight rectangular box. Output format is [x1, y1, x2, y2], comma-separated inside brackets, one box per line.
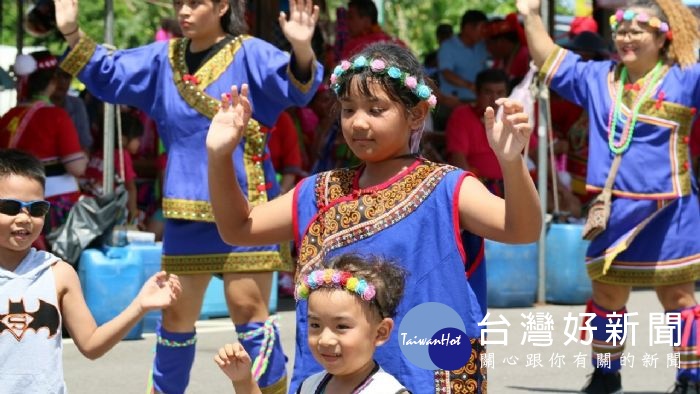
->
[78, 247, 144, 340]
[485, 240, 538, 308]
[545, 223, 592, 304]
[199, 272, 279, 320]
[124, 243, 163, 333]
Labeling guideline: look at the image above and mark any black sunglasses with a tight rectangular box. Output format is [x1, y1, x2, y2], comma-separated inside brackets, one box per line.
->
[0, 199, 51, 217]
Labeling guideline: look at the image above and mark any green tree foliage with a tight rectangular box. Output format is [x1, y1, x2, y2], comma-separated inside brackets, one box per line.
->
[325, 0, 518, 61]
[1, 0, 174, 53]
[382, 0, 516, 60]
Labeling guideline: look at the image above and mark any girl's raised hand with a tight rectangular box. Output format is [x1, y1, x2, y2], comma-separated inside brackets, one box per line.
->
[485, 98, 532, 162]
[279, 0, 320, 48]
[136, 271, 181, 311]
[214, 342, 253, 383]
[206, 85, 252, 155]
[53, 0, 80, 35]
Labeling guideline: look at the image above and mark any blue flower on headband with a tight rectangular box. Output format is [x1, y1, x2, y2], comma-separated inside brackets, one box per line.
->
[623, 9, 635, 21]
[307, 275, 318, 288]
[353, 56, 368, 68]
[333, 65, 344, 76]
[387, 66, 402, 79]
[355, 280, 368, 295]
[416, 84, 432, 100]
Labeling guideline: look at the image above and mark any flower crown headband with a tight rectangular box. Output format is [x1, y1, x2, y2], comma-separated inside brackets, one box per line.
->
[609, 9, 672, 40]
[295, 268, 377, 302]
[330, 55, 438, 109]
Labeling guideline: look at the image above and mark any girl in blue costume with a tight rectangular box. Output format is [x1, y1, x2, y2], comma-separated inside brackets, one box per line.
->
[518, 0, 700, 392]
[53, 0, 323, 393]
[206, 42, 542, 393]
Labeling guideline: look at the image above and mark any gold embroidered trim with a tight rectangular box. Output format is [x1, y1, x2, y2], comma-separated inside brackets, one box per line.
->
[162, 251, 293, 274]
[244, 120, 270, 206]
[587, 253, 700, 286]
[162, 198, 214, 221]
[298, 161, 452, 273]
[259, 374, 287, 394]
[649, 100, 693, 197]
[434, 338, 486, 394]
[286, 57, 318, 94]
[538, 46, 566, 86]
[169, 35, 249, 119]
[59, 36, 98, 77]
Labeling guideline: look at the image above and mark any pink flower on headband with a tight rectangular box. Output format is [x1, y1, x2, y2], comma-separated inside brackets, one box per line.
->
[330, 74, 337, 84]
[362, 285, 376, 301]
[405, 76, 417, 89]
[636, 12, 649, 23]
[615, 9, 624, 22]
[341, 60, 352, 71]
[370, 59, 386, 72]
[428, 94, 437, 107]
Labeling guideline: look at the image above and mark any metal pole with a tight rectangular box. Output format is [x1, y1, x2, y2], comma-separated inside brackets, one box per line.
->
[536, 0, 551, 305]
[102, 0, 115, 195]
[16, 0, 24, 54]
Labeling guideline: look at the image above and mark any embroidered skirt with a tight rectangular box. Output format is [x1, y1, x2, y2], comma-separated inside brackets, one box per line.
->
[585, 191, 700, 286]
[161, 219, 292, 274]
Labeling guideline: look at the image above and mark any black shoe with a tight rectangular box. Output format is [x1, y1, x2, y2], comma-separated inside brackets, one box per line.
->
[581, 369, 623, 394]
[670, 379, 700, 394]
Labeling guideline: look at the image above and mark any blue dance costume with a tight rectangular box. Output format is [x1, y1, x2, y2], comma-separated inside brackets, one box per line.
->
[291, 158, 487, 393]
[540, 47, 700, 381]
[61, 35, 322, 393]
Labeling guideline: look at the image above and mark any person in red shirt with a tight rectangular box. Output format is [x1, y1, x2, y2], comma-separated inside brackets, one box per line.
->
[340, 0, 405, 59]
[446, 68, 509, 197]
[265, 111, 305, 194]
[82, 112, 143, 223]
[0, 51, 87, 237]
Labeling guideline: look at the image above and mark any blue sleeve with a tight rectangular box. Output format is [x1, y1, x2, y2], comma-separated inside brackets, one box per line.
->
[538, 46, 614, 108]
[242, 38, 323, 127]
[61, 37, 166, 115]
[437, 40, 455, 72]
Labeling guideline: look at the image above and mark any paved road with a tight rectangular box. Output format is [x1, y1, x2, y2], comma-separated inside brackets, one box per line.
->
[64, 291, 681, 393]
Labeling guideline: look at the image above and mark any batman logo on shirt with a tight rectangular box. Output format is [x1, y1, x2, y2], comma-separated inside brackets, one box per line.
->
[0, 299, 60, 341]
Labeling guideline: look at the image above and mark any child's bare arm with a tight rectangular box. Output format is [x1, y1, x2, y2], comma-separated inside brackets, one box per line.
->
[459, 99, 542, 243]
[214, 342, 262, 393]
[206, 85, 295, 246]
[57, 262, 181, 359]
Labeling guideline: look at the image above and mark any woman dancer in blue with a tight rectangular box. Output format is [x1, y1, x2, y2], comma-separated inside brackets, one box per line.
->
[53, 0, 323, 392]
[518, 0, 700, 392]
[206, 42, 541, 393]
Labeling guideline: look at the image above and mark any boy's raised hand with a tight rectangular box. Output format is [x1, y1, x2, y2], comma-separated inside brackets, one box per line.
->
[485, 98, 532, 162]
[214, 342, 254, 383]
[206, 85, 252, 155]
[136, 271, 181, 311]
[279, 0, 320, 48]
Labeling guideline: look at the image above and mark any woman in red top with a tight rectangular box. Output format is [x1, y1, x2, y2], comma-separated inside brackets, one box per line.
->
[0, 51, 87, 235]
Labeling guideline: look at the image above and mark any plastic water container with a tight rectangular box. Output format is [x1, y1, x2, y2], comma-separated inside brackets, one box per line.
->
[199, 272, 279, 319]
[124, 242, 163, 333]
[78, 247, 144, 340]
[545, 223, 592, 304]
[485, 240, 538, 308]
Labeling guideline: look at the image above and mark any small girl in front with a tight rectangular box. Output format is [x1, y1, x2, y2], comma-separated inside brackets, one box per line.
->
[215, 254, 410, 394]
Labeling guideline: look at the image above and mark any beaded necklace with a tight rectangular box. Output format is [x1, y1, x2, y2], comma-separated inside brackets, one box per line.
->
[607, 61, 664, 154]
